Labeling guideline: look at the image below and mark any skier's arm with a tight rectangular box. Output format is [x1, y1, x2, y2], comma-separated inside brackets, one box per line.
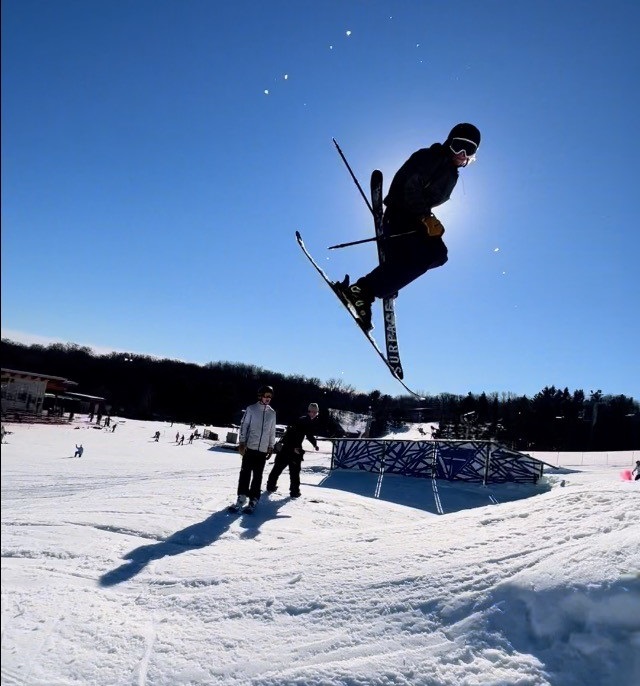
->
[267, 413, 276, 456]
[289, 418, 307, 455]
[401, 148, 442, 217]
[404, 172, 435, 217]
[404, 167, 446, 237]
[239, 408, 251, 455]
[305, 427, 319, 450]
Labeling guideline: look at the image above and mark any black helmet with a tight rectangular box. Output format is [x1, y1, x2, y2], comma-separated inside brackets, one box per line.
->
[257, 384, 274, 396]
[447, 123, 481, 148]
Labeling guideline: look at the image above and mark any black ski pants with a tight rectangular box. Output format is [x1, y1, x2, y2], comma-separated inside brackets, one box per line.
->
[237, 448, 269, 501]
[266, 450, 302, 497]
[362, 217, 448, 299]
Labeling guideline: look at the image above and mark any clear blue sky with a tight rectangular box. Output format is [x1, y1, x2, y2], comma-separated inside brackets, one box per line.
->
[2, 0, 639, 399]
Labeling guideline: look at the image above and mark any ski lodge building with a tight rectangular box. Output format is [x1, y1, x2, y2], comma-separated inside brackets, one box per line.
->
[1, 368, 105, 420]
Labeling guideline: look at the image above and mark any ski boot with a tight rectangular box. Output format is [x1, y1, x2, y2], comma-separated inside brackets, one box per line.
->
[334, 276, 374, 332]
[242, 498, 258, 514]
[227, 495, 247, 513]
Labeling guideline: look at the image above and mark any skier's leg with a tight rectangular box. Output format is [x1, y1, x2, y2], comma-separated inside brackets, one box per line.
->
[289, 458, 302, 498]
[247, 450, 268, 501]
[266, 453, 287, 492]
[237, 453, 252, 497]
[362, 231, 448, 299]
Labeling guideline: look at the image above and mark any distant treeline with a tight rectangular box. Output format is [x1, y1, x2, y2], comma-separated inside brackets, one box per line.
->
[2, 339, 638, 451]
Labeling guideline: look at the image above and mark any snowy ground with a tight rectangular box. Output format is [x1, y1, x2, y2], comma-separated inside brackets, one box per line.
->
[1, 416, 639, 686]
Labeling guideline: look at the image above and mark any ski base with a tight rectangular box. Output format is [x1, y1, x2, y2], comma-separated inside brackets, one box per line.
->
[296, 231, 423, 399]
[370, 169, 404, 380]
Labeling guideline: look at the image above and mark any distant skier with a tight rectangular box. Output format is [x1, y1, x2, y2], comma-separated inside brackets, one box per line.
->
[230, 385, 277, 513]
[266, 403, 320, 499]
[74, 444, 84, 458]
[336, 123, 481, 331]
[632, 460, 640, 481]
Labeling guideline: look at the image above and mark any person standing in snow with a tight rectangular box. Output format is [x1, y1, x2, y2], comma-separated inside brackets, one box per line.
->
[231, 385, 277, 512]
[74, 444, 84, 458]
[632, 460, 640, 481]
[266, 403, 320, 499]
[336, 123, 481, 332]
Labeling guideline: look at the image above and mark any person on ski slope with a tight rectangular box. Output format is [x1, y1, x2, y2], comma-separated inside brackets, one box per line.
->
[632, 460, 640, 481]
[266, 402, 320, 499]
[232, 385, 277, 512]
[337, 122, 481, 332]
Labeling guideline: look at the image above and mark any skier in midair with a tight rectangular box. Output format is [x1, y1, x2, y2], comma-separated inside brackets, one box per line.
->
[336, 123, 481, 331]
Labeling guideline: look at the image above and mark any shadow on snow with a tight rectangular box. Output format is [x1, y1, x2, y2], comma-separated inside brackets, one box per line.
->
[316, 470, 550, 515]
[98, 497, 291, 587]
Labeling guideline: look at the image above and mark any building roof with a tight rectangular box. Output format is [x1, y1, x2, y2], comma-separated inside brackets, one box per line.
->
[65, 391, 105, 401]
[1, 368, 78, 387]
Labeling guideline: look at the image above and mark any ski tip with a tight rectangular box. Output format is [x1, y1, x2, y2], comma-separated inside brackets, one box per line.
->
[295, 230, 302, 240]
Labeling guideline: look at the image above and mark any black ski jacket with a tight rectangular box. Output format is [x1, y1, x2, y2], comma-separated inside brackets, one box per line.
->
[280, 415, 318, 458]
[383, 143, 459, 224]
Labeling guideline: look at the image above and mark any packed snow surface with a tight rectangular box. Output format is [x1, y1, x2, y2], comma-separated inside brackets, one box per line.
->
[1, 417, 639, 685]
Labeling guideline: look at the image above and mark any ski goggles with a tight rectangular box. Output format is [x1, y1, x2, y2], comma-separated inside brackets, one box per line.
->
[450, 137, 478, 158]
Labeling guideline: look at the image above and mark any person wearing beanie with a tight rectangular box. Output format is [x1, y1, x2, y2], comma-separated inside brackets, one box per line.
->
[266, 403, 320, 499]
[230, 385, 277, 513]
[335, 123, 481, 332]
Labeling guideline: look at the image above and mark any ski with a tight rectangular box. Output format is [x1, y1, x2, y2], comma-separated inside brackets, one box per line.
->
[370, 170, 404, 380]
[295, 231, 423, 399]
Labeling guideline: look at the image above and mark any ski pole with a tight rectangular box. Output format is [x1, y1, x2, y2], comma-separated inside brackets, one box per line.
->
[332, 138, 373, 216]
[328, 231, 418, 250]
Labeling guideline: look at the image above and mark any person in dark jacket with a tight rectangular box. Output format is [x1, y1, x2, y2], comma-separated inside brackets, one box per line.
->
[266, 403, 320, 499]
[336, 123, 481, 331]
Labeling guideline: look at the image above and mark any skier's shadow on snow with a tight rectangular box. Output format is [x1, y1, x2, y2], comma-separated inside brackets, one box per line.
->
[236, 495, 292, 540]
[98, 498, 290, 587]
